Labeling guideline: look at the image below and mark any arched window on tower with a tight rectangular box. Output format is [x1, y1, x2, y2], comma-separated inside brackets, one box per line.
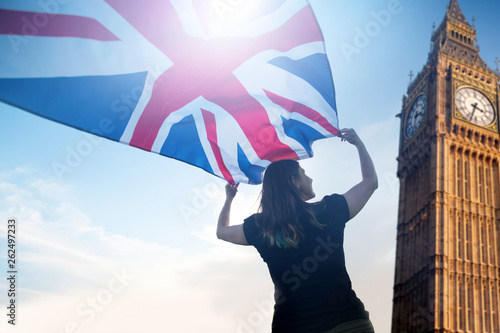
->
[491, 282, 498, 333]
[457, 218, 462, 259]
[458, 280, 464, 330]
[488, 224, 494, 265]
[483, 283, 490, 332]
[480, 224, 486, 264]
[478, 164, 483, 203]
[464, 160, 469, 200]
[465, 217, 471, 261]
[485, 222, 491, 264]
[489, 282, 499, 333]
[485, 167, 490, 205]
[457, 157, 462, 198]
[450, 274, 456, 328]
[466, 280, 473, 331]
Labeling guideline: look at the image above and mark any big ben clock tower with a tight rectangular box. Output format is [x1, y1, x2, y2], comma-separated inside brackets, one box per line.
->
[392, 1, 500, 332]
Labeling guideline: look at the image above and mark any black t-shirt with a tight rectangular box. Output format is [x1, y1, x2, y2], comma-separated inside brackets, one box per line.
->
[243, 194, 369, 333]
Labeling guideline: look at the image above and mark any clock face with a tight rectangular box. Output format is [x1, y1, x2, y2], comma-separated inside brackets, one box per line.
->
[455, 87, 495, 126]
[405, 94, 426, 138]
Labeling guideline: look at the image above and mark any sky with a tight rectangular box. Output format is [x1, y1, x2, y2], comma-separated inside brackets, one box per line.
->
[0, 0, 499, 332]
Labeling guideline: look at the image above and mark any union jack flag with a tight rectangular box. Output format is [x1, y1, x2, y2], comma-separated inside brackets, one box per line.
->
[0, 0, 339, 184]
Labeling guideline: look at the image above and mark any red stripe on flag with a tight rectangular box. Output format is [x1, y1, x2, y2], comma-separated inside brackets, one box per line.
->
[264, 90, 339, 135]
[207, 76, 300, 162]
[0, 9, 119, 41]
[104, 0, 183, 59]
[201, 109, 235, 185]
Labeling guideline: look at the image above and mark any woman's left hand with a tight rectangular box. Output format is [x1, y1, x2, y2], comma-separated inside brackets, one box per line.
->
[225, 183, 239, 199]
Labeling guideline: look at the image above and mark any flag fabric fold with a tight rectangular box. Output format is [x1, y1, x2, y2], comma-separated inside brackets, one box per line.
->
[0, 0, 339, 184]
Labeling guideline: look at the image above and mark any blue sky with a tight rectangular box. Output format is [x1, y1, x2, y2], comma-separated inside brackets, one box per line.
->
[1, 1, 499, 332]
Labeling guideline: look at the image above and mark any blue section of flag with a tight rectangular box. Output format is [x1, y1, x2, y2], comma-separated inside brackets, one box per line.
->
[281, 116, 325, 156]
[268, 53, 336, 111]
[0, 72, 148, 141]
[237, 144, 265, 185]
[160, 114, 213, 174]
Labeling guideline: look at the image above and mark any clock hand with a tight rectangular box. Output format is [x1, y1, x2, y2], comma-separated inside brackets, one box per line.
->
[410, 112, 420, 127]
[469, 103, 478, 121]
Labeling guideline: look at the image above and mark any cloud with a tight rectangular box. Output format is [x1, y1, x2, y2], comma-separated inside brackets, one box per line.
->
[0, 167, 277, 333]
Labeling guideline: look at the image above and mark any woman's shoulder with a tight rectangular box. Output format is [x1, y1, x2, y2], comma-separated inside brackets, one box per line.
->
[243, 213, 265, 246]
[243, 213, 262, 232]
[243, 212, 261, 224]
[311, 194, 346, 209]
[310, 194, 349, 223]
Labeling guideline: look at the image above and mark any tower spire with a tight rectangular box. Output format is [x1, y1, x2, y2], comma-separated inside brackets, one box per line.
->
[446, 0, 470, 26]
[429, 0, 489, 70]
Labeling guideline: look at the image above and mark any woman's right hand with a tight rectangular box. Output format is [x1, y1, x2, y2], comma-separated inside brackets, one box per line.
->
[225, 183, 239, 200]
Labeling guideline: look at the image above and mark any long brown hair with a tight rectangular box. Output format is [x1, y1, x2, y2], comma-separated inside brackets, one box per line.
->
[257, 160, 322, 248]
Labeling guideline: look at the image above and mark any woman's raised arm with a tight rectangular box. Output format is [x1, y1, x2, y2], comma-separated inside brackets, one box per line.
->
[339, 129, 378, 219]
[216, 183, 249, 245]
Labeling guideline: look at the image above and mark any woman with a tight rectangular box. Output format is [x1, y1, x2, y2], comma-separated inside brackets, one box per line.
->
[216, 128, 378, 333]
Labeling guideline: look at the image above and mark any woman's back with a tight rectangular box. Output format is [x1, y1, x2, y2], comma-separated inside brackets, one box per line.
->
[243, 194, 368, 332]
